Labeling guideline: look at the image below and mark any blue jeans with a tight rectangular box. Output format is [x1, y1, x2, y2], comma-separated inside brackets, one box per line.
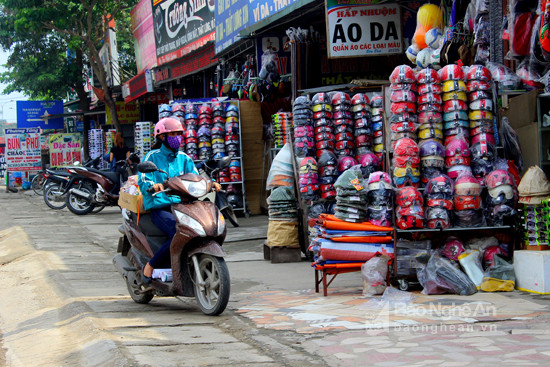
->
[150, 209, 177, 268]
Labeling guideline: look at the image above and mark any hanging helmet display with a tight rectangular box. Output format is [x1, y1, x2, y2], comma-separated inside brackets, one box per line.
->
[390, 65, 416, 83]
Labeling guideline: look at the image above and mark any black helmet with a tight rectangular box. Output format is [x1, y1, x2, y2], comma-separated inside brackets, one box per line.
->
[318, 150, 338, 167]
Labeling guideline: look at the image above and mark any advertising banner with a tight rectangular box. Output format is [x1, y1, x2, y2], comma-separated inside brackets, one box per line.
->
[215, 0, 250, 54]
[326, 1, 402, 58]
[16, 100, 64, 129]
[152, 0, 216, 66]
[132, 0, 157, 72]
[48, 133, 82, 168]
[0, 143, 5, 179]
[5, 128, 42, 172]
[106, 101, 140, 125]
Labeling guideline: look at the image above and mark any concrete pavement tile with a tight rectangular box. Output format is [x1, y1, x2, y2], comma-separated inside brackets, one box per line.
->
[376, 347, 404, 353]
[477, 346, 502, 351]
[504, 348, 538, 358]
[333, 352, 358, 359]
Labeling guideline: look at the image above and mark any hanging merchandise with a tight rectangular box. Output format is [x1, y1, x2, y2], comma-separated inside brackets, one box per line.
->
[225, 104, 240, 159]
[424, 174, 454, 229]
[351, 93, 373, 155]
[318, 150, 339, 200]
[88, 129, 106, 168]
[453, 172, 484, 227]
[396, 186, 424, 230]
[484, 168, 518, 226]
[332, 92, 355, 158]
[410, 3, 444, 69]
[370, 94, 385, 161]
[299, 156, 319, 201]
[389, 66, 418, 150]
[294, 95, 316, 158]
[334, 167, 368, 223]
[520, 200, 549, 248]
[272, 112, 293, 148]
[367, 171, 394, 227]
[184, 104, 200, 161]
[134, 121, 152, 160]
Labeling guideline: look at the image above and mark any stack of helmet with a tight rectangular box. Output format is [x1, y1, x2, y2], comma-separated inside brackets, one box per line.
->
[419, 139, 445, 184]
[226, 184, 243, 210]
[389, 65, 418, 150]
[272, 112, 292, 148]
[229, 159, 242, 182]
[198, 103, 213, 160]
[225, 104, 240, 158]
[267, 186, 298, 221]
[159, 103, 172, 119]
[440, 64, 469, 145]
[424, 174, 454, 229]
[392, 138, 420, 188]
[332, 92, 354, 158]
[171, 103, 185, 124]
[417, 68, 443, 147]
[396, 186, 424, 229]
[334, 167, 368, 222]
[371, 95, 385, 160]
[352, 93, 373, 155]
[453, 172, 484, 227]
[467, 65, 496, 183]
[357, 151, 381, 180]
[295, 95, 315, 158]
[484, 169, 517, 226]
[445, 136, 472, 180]
[184, 104, 199, 160]
[318, 151, 338, 200]
[299, 157, 319, 201]
[211, 113, 226, 159]
[367, 171, 394, 227]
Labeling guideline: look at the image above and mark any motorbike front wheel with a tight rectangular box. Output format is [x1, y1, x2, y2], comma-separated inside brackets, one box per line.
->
[66, 182, 96, 215]
[43, 183, 67, 210]
[193, 254, 230, 316]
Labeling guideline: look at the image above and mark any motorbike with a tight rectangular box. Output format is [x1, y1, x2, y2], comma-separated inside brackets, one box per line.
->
[42, 158, 101, 210]
[113, 160, 230, 315]
[196, 156, 239, 227]
[62, 153, 140, 215]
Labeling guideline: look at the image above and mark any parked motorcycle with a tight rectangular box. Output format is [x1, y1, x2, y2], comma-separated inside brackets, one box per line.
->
[113, 160, 230, 315]
[42, 158, 101, 210]
[196, 156, 239, 227]
[62, 153, 139, 215]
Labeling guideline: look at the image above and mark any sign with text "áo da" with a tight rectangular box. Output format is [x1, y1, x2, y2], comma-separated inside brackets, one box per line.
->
[326, 1, 402, 58]
[5, 128, 42, 172]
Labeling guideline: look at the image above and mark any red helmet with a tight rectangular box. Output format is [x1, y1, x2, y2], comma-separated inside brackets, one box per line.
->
[332, 91, 351, 105]
[335, 132, 353, 141]
[355, 135, 372, 147]
[418, 83, 442, 95]
[396, 186, 423, 207]
[445, 137, 470, 158]
[467, 65, 492, 81]
[391, 102, 416, 114]
[391, 121, 419, 133]
[390, 65, 415, 84]
[316, 140, 335, 150]
[440, 64, 465, 81]
[418, 103, 442, 112]
[469, 90, 492, 102]
[443, 100, 468, 112]
[471, 132, 496, 146]
[351, 93, 370, 105]
[442, 237, 465, 260]
[418, 111, 442, 124]
[426, 198, 453, 210]
[425, 174, 454, 197]
[454, 195, 482, 210]
[446, 164, 472, 180]
[467, 80, 492, 92]
[425, 207, 451, 229]
[312, 92, 331, 105]
[391, 90, 416, 103]
[486, 169, 514, 189]
[154, 117, 184, 137]
[417, 68, 440, 84]
[455, 174, 482, 196]
[396, 206, 424, 229]
[470, 125, 494, 137]
[418, 93, 442, 105]
[337, 156, 358, 173]
[199, 104, 212, 115]
[394, 138, 419, 157]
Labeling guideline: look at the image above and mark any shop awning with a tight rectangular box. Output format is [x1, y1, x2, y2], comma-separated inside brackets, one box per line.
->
[122, 70, 154, 103]
[239, 0, 320, 37]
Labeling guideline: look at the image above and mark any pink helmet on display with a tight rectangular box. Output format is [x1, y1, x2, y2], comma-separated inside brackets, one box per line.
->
[332, 91, 352, 106]
[367, 171, 392, 190]
[446, 164, 472, 180]
[154, 117, 184, 137]
[440, 64, 465, 81]
[390, 65, 415, 84]
[391, 102, 416, 114]
[417, 68, 440, 84]
[396, 186, 423, 207]
[486, 169, 514, 189]
[337, 156, 358, 173]
[445, 138, 470, 158]
[467, 65, 492, 81]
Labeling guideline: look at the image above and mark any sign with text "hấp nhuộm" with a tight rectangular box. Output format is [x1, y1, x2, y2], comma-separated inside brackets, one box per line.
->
[326, 1, 402, 58]
[16, 100, 64, 129]
[4, 128, 42, 172]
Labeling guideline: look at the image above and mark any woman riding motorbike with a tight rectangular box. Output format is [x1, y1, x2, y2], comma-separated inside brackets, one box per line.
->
[138, 117, 220, 282]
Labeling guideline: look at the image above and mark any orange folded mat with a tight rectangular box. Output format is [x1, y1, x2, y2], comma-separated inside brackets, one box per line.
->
[329, 236, 393, 243]
[319, 214, 394, 232]
[314, 262, 364, 270]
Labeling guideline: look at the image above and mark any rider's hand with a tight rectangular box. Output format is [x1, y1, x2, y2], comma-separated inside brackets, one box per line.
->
[153, 183, 164, 192]
[213, 182, 222, 192]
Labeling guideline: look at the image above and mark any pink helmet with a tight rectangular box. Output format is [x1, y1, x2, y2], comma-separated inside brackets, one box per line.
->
[440, 64, 465, 81]
[367, 171, 392, 190]
[446, 164, 472, 180]
[358, 152, 380, 167]
[154, 117, 184, 137]
[486, 169, 514, 189]
[445, 137, 470, 158]
[417, 68, 440, 84]
[337, 156, 358, 173]
[390, 65, 415, 84]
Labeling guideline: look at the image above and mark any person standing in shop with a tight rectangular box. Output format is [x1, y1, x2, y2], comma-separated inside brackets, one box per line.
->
[109, 132, 131, 170]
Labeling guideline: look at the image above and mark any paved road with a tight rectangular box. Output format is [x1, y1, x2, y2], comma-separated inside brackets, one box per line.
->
[2, 189, 550, 366]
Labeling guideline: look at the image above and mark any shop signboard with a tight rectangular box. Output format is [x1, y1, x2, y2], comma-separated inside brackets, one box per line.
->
[106, 101, 140, 125]
[151, 0, 216, 66]
[4, 128, 42, 172]
[48, 133, 82, 168]
[256, 35, 292, 76]
[16, 100, 64, 130]
[215, 0, 250, 54]
[132, 0, 157, 72]
[326, 1, 402, 58]
[0, 143, 6, 179]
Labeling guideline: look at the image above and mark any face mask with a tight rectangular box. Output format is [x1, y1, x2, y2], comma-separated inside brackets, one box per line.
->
[166, 135, 182, 150]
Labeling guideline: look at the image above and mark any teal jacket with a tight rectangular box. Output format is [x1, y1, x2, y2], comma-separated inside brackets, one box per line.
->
[138, 144, 198, 211]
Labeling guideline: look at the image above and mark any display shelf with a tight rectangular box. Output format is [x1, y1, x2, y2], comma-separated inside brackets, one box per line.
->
[397, 225, 512, 234]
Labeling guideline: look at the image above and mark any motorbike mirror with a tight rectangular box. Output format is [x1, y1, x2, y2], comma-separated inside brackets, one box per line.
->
[74, 161, 81, 166]
[218, 156, 231, 169]
[137, 161, 159, 173]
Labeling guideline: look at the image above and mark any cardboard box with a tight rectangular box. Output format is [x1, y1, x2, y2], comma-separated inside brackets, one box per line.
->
[500, 90, 538, 130]
[514, 250, 550, 294]
[516, 122, 540, 175]
[118, 191, 147, 213]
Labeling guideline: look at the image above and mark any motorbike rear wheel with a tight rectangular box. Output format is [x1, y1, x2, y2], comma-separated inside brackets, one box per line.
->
[43, 183, 67, 210]
[221, 206, 239, 227]
[126, 275, 154, 304]
[66, 181, 96, 215]
[193, 254, 230, 316]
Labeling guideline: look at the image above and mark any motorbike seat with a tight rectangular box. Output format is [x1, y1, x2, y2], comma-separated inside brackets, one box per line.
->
[85, 167, 120, 183]
[46, 169, 70, 176]
[134, 213, 167, 237]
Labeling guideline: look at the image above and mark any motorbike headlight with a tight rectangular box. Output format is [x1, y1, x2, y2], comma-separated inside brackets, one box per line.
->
[181, 179, 208, 198]
[217, 211, 226, 236]
[174, 210, 206, 237]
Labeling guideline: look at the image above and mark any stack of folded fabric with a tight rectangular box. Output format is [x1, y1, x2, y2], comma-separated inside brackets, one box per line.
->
[334, 168, 368, 222]
[310, 214, 394, 264]
[267, 186, 298, 221]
